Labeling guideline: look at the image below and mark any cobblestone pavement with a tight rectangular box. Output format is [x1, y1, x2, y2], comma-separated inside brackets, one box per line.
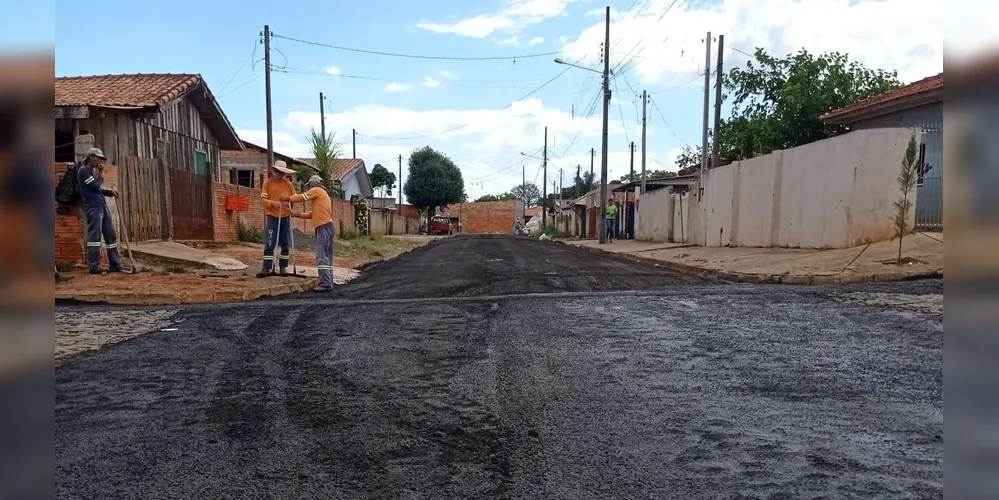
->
[55, 310, 178, 365]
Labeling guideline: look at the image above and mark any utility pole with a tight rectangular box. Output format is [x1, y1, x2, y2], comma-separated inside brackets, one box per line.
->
[263, 25, 274, 168]
[712, 34, 725, 169]
[598, 5, 611, 244]
[590, 148, 595, 182]
[701, 31, 712, 174]
[576, 164, 581, 198]
[629, 141, 635, 182]
[522, 164, 526, 220]
[558, 167, 564, 199]
[542, 126, 548, 228]
[319, 92, 326, 138]
[352, 129, 356, 159]
[398, 154, 403, 205]
[640, 90, 647, 194]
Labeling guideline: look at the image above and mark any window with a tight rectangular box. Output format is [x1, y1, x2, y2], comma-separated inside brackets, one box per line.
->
[156, 139, 167, 161]
[194, 150, 208, 176]
[55, 130, 74, 162]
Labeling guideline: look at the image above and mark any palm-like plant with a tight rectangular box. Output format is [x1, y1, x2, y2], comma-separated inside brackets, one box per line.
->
[306, 127, 344, 199]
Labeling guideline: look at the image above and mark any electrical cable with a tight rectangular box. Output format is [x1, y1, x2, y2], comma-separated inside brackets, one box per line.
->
[271, 32, 560, 61]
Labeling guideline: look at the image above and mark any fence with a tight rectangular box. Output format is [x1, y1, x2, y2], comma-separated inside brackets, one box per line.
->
[915, 127, 943, 230]
[370, 210, 420, 235]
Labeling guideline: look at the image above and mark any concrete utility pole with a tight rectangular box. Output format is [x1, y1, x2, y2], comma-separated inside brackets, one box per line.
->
[598, 5, 612, 244]
[590, 147, 595, 181]
[398, 154, 403, 205]
[712, 34, 725, 169]
[576, 164, 581, 197]
[629, 141, 635, 182]
[352, 129, 356, 159]
[701, 31, 712, 174]
[558, 167, 564, 200]
[319, 92, 326, 138]
[542, 126, 548, 228]
[264, 25, 274, 168]
[640, 90, 647, 194]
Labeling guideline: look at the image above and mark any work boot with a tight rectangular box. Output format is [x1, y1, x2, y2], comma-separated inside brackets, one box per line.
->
[312, 285, 332, 293]
[256, 263, 272, 278]
[279, 267, 289, 276]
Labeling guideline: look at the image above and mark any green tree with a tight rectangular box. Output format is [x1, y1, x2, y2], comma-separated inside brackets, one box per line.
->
[510, 182, 541, 207]
[403, 146, 467, 218]
[369, 163, 397, 198]
[305, 128, 344, 198]
[892, 135, 920, 264]
[475, 192, 517, 202]
[675, 49, 903, 169]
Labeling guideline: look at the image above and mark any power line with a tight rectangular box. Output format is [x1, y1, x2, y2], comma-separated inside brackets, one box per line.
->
[271, 32, 560, 61]
[276, 66, 547, 89]
[218, 36, 259, 93]
[351, 54, 588, 141]
[649, 95, 691, 148]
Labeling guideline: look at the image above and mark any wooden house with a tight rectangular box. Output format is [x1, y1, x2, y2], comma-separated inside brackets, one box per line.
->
[55, 74, 243, 240]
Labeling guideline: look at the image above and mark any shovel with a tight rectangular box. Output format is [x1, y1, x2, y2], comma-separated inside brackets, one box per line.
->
[111, 195, 139, 274]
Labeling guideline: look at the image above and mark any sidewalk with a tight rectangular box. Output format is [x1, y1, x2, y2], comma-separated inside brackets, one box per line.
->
[567, 232, 943, 284]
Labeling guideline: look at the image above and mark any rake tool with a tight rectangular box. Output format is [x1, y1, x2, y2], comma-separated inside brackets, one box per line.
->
[111, 194, 139, 274]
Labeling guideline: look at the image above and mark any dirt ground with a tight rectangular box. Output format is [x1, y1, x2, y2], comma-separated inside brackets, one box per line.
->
[55, 235, 440, 301]
[55, 235, 942, 499]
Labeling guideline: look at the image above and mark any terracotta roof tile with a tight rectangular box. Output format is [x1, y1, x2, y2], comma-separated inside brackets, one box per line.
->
[55, 73, 202, 108]
[820, 73, 943, 122]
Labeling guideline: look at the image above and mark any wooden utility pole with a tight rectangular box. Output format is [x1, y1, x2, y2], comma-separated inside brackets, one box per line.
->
[712, 34, 725, 168]
[264, 25, 274, 168]
[640, 90, 647, 194]
[319, 92, 326, 138]
[590, 147, 595, 181]
[701, 31, 711, 174]
[398, 154, 403, 205]
[542, 126, 548, 228]
[352, 129, 356, 159]
[598, 5, 611, 244]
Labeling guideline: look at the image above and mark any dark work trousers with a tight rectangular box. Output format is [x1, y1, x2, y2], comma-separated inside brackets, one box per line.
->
[315, 222, 335, 288]
[606, 218, 618, 240]
[263, 215, 291, 272]
[85, 205, 122, 273]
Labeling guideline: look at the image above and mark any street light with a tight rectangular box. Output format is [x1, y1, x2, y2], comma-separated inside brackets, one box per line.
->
[555, 6, 611, 244]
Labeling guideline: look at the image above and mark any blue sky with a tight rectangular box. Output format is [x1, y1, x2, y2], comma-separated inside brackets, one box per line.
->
[47, 0, 943, 199]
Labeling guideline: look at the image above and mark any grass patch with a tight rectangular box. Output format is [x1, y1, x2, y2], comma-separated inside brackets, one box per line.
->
[336, 235, 425, 263]
[238, 217, 265, 244]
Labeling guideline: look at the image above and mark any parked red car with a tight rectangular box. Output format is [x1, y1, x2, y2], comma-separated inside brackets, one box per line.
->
[429, 216, 456, 235]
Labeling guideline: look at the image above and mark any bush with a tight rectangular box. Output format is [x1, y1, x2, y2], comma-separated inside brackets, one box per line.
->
[237, 216, 265, 244]
[339, 228, 361, 240]
[531, 223, 570, 239]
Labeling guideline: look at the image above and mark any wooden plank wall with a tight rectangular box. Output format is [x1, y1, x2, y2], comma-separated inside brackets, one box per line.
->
[117, 156, 163, 241]
[169, 169, 214, 240]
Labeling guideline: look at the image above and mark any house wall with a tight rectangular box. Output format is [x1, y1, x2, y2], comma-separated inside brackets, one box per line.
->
[438, 200, 522, 233]
[57, 95, 223, 179]
[341, 171, 364, 200]
[684, 127, 916, 249]
[397, 204, 421, 220]
[848, 102, 943, 230]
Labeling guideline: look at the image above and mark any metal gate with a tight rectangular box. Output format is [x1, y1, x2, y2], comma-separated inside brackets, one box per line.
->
[169, 169, 214, 240]
[915, 127, 943, 230]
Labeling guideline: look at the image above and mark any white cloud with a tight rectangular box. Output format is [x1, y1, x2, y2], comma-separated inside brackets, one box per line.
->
[585, 7, 618, 18]
[527, 36, 545, 46]
[417, 0, 586, 38]
[423, 76, 441, 87]
[238, 98, 655, 200]
[561, 0, 946, 86]
[498, 36, 521, 46]
[324, 65, 341, 76]
[439, 70, 454, 79]
[384, 82, 410, 92]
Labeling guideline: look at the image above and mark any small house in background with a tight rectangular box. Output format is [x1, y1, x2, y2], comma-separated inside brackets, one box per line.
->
[821, 73, 943, 230]
[54, 73, 242, 241]
[221, 140, 312, 188]
[295, 157, 374, 200]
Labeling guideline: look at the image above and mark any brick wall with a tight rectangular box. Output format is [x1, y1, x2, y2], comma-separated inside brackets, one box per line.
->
[439, 200, 520, 234]
[213, 181, 357, 241]
[397, 204, 421, 220]
[55, 162, 119, 265]
[213, 182, 265, 242]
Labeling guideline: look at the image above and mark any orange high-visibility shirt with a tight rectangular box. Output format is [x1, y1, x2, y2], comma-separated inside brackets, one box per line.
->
[260, 177, 296, 217]
[290, 186, 333, 227]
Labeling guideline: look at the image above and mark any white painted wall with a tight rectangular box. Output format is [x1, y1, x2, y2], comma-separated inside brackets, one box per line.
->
[638, 128, 918, 249]
[341, 172, 363, 200]
[699, 127, 918, 249]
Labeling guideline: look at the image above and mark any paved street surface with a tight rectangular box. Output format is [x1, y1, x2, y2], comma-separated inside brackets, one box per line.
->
[55, 235, 942, 499]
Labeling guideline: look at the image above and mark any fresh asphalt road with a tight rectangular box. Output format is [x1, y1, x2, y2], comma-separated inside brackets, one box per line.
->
[55, 235, 943, 499]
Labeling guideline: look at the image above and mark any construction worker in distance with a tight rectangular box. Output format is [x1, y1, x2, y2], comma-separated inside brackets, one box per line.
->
[77, 147, 125, 274]
[282, 175, 335, 292]
[258, 160, 297, 277]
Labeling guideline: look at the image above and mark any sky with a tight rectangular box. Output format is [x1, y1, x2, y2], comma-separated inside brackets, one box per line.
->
[42, 0, 955, 200]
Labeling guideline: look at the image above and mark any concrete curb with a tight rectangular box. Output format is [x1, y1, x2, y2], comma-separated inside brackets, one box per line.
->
[566, 241, 943, 285]
[55, 278, 319, 306]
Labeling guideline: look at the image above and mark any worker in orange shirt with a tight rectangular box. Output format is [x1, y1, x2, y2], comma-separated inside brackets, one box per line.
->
[282, 175, 335, 292]
[257, 160, 297, 277]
